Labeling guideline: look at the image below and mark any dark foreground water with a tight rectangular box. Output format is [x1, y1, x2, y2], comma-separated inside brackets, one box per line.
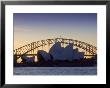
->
[14, 67, 97, 75]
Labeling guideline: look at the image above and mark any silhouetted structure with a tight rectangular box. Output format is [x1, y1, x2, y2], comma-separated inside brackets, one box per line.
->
[13, 38, 97, 67]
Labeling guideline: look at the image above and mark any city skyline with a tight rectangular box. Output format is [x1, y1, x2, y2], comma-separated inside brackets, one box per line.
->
[14, 13, 97, 49]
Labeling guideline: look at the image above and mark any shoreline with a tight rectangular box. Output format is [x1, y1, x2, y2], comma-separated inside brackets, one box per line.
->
[14, 59, 97, 67]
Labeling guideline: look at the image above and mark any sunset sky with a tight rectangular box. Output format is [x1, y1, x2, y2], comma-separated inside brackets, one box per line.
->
[14, 13, 97, 49]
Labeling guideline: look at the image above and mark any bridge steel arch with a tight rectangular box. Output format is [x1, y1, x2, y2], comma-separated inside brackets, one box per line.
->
[14, 38, 97, 59]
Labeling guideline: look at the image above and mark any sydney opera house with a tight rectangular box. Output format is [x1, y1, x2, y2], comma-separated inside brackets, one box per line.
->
[14, 42, 97, 67]
[37, 42, 84, 61]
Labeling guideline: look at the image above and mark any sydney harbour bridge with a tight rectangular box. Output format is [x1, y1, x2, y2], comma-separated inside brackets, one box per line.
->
[14, 37, 97, 62]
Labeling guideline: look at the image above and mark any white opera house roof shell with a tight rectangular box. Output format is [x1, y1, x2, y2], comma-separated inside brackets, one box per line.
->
[37, 42, 84, 61]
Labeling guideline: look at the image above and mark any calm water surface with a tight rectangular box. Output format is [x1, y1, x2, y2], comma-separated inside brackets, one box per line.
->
[14, 67, 97, 75]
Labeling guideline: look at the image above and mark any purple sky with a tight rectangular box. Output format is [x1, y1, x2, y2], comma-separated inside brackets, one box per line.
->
[14, 13, 97, 49]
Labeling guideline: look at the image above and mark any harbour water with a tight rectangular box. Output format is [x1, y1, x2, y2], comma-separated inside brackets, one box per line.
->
[14, 67, 97, 75]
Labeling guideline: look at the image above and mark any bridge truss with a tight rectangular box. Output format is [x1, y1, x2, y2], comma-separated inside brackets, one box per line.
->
[14, 38, 97, 60]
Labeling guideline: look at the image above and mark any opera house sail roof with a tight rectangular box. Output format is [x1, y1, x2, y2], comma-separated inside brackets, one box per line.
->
[37, 42, 84, 61]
